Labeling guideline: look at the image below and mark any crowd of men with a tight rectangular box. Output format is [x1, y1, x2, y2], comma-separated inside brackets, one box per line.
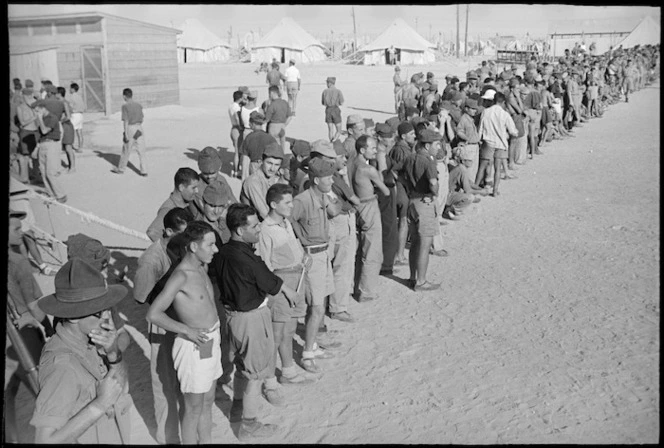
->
[6, 42, 659, 444]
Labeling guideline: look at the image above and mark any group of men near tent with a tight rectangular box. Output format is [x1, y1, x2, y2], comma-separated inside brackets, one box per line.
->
[6, 42, 659, 444]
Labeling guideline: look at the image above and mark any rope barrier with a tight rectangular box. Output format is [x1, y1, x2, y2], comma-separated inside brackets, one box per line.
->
[28, 191, 151, 242]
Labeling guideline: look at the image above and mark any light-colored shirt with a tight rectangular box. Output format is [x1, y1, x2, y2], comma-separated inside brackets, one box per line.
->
[133, 239, 171, 304]
[478, 104, 518, 150]
[289, 188, 330, 246]
[240, 170, 285, 220]
[240, 106, 259, 130]
[68, 92, 85, 113]
[146, 192, 187, 242]
[256, 215, 305, 271]
[228, 102, 241, 127]
[16, 102, 38, 131]
[284, 65, 301, 83]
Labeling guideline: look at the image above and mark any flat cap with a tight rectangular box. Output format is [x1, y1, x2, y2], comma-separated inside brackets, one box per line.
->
[248, 90, 258, 99]
[417, 129, 443, 143]
[375, 122, 394, 138]
[397, 121, 414, 137]
[347, 114, 363, 126]
[202, 181, 232, 207]
[291, 139, 311, 157]
[45, 85, 58, 94]
[198, 146, 222, 173]
[311, 139, 336, 159]
[363, 118, 375, 129]
[385, 116, 401, 133]
[238, 86, 250, 94]
[263, 141, 284, 159]
[308, 157, 336, 178]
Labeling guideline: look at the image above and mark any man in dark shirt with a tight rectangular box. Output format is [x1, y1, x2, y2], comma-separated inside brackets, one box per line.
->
[389, 121, 416, 264]
[321, 76, 345, 142]
[403, 129, 443, 292]
[212, 204, 299, 441]
[265, 86, 291, 154]
[265, 62, 285, 97]
[33, 101, 67, 202]
[240, 111, 278, 181]
[113, 88, 147, 176]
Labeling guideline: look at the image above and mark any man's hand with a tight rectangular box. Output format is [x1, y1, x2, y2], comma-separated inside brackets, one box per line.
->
[302, 253, 313, 271]
[122, 133, 129, 144]
[282, 285, 301, 308]
[89, 314, 119, 356]
[94, 372, 124, 411]
[184, 327, 210, 347]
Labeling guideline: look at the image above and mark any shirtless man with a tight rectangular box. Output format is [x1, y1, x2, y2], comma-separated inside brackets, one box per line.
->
[147, 221, 221, 444]
[349, 135, 390, 302]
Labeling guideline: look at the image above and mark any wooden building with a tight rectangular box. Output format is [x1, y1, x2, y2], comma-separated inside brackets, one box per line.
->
[9, 12, 181, 115]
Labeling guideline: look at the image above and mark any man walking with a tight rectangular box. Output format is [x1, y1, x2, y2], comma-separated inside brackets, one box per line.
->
[284, 59, 301, 115]
[112, 88, 147, 176]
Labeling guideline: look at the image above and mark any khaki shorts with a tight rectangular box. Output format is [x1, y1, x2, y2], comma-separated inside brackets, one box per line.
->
[268, 267, 307, 322]
[407, 197, 438, 237]
[304, 250, 334, 306]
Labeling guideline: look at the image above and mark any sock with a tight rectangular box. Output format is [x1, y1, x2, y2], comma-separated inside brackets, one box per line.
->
[281, 365, 297, 378]
[264, 376, 279, 390]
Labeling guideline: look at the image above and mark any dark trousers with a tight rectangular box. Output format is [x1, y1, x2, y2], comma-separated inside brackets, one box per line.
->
[378, 184, 399, 272]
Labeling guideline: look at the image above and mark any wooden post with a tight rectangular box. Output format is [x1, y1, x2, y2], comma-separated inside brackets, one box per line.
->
[352, 6, 358, 53]
[456, 4, 460, 59]
[100, 17, 112, 116]
[464, 4, 469, 57]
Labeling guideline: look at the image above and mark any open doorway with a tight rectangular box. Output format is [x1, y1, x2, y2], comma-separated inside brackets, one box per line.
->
[384, 47, 401, 65]
[281, 48, 286, 63]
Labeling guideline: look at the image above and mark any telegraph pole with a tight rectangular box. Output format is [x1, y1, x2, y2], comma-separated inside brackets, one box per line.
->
[464, 4, 469, 57]
[456, 4, 460, 58]
[352, 7, 358, 53]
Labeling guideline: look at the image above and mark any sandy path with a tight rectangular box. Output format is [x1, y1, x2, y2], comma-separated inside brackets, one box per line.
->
[11, 62, 658, 444]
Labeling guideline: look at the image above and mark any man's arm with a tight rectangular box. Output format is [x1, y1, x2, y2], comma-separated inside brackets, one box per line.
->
[244, 180, 270, 220]
[241, 155, 251, 182]
[36, 112, 51, 135]
[146, 270, 210, 345]
[256, 229, 274, 271]
[146, 207, 169, 242]
[285, 103, 293, 127]
[368, 168, 390, 196]
[505, 114, 518, 137]
[133, 258, 161, 304]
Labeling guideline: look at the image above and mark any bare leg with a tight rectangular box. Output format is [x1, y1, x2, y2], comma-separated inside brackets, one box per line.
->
[64, 144, 75, 172]
[415, 235, 433, 284]
[396, 217, 408, 262]
[281, 318, 297, 369]
[272, 321, 285, 366]
[474, 159, 489, 187]
[196, 385, 216, 444]
[75, 129, 84, 150]
[230, 129, 240, 175]
[408, 225, 419, 283]
[327, 123, 336, 142]
[492, 157, 502, 196]
[304, 305, 324, 352]
[181, 392, 205, 444]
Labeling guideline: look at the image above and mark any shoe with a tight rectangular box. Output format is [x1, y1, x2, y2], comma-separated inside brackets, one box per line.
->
[430, 249, 449, 257]
[357, 295, 376, 303]
[413, 281, 440, 292]
[380, 269, 393, 276]
[306, 344, 336, 359]
[330, 311, 356, 323]
[111, 168, 124, 174]
[229, 399, 243, 423]
[262, 385, 286, 407]
[534, 149, 544, 155]
[407, 279, 416, 289]
[238, 419, 280, 441]
[279, 371, 318, 385]
[315, 340, 342, 350]
[56, 195, 68, 204]
[301, 357, 322, 374]
[139, 171, 148, 177]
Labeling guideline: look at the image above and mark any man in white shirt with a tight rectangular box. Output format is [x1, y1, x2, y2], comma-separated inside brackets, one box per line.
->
[284, 59, 301, 116]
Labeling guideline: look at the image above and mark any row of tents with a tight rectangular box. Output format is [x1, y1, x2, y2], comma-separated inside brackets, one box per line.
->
[177, 16, 660, 66]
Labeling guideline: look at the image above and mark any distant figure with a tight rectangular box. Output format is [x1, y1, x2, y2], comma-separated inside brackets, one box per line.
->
[388, 45, 396, 65]
[321, 76, 345, 142]
[112, 88, 147, 177]
[284, 59, 301, 115]
[265, 62, 285, 97]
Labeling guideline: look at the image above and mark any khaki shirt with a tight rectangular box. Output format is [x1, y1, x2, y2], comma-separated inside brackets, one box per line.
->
[256, 215, 305, 271]
[146, 192, 187, 242]
[289, 188, 330, 246]
[30, 325, 132, 444]
[240, 170, 285, 220]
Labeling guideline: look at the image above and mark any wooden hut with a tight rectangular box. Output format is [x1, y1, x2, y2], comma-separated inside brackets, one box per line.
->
[9, 11, 181, 115]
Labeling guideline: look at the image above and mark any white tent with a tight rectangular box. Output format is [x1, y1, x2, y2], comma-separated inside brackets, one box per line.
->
[616, 16, 661, 49]
[360, 18, 436, 65]
[250, 17, 327, 64]
[177, 18, 231, 64]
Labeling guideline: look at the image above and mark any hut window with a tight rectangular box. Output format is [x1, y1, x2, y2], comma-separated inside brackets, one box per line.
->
[56, 22, 77, 34]
[80, 20, 102, 33]
[8, 25, 29, 36]
[32, 23, 53, 35]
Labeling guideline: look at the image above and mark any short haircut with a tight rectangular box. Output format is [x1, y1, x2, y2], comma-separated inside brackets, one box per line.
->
[233, 91, 243, 101]
[355, 134, 371, 153]
[57, 86, 66, 97]
[123, 88, 133, 98]
[174, 167, 200, 189]
[70, 83, 79, 91]
[266, 183, 293, 208]
[268, 85, 280, 95]
[180, 220, 215, 250]
[494, 92, 507, 104]
[458, 82, 468, 91]
[415, 121, 428, 134]
[226, 203, 257, 234]
[483, 77, 493, 84]
[163, 207, 194, 231]
[13, 78, 20, 84]
[42, 80, 52, 86]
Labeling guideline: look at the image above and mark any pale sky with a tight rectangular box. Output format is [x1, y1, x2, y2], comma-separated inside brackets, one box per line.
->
[8, 4, 661, 42]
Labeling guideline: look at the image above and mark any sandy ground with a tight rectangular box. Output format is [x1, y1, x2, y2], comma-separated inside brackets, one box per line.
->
[10, 58, 659, 444]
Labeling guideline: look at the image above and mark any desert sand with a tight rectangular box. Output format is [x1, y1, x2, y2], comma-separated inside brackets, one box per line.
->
[10, 58, 659, 444]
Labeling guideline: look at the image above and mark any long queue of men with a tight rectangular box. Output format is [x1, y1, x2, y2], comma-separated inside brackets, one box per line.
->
[6, 42, 659, 444]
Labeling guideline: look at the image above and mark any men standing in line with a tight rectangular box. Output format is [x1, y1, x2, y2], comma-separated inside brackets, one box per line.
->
[389, 121, 416, 265]
[112, 88, 147, 176]
[213, 204, 299, 440]
[290, 158, 338, 373]
[133, 207, 193, 444]
[403, 129, 443, 291]
[350, 135, 390, 302]
[265, 86, 292, 153]
[240, 142, 286, 220]
[342, 114, 366, 163]
[147, 221, 221, 444]
[321, 76, 345, 142]
[374, 123, 399, 276]
[284, 59, 301, 115]
[146, 168, 200, 241]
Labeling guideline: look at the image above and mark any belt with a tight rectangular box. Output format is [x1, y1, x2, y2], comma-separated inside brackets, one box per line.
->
[273, 264, 304, 274]
[40, 139, 57, 142]
[359, 195, 377, 203]
[224, 297, 269, 314]
[303, 243, 328, 254]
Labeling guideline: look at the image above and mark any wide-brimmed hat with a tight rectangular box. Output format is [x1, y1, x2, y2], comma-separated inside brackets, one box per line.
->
[311, 139, 336, 159]
[38, 258, 128, 318]
[66, 233, 111, 271]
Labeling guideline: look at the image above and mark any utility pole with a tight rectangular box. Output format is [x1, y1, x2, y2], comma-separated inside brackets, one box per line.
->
[464, 4, 469, 57]
[456, 4, 460, 58]
[352, 7, 358, 53]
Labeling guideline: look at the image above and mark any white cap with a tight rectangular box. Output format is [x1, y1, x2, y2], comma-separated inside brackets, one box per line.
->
[481, 89, 496, 100]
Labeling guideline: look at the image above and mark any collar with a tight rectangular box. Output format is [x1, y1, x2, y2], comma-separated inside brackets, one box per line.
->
[170, 191, 187, 208]
[57, 323, 96, 356]
[262, 214, 286, 227]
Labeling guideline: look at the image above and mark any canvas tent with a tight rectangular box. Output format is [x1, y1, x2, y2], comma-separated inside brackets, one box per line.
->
[616, 16, 661, 49]
[250, 17, 327, 64]
[177, 18, 231, 63]
[360, 18, 436, 65]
